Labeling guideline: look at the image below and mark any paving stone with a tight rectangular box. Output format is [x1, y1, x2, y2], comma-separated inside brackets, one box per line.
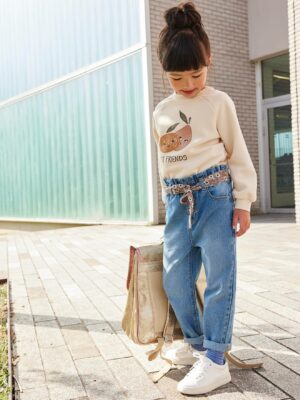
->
[247, 356, 300, 399]
[16, 385, 50, 400]
[29, 297, 56, 323]
[238, 292, 300, 324]
[285, 292, 300, 302]
[103, 273, 128, 294]
[110, 294, 128, 311]
[108, 356, 165, 400]
[37, 267, 55, 280]
[87, 263, 114, 275]
[59, 281, 87, 300]
[206, 385, 249, 399]
[230, 360, 292, 399]
[20, 260, 36, 275]
[69, 397, 89, 400]
[235, 312, 294, 340]
[85, 270, 124, 296]
[237, 281, 269, 293]
[42, 278, 69, 301]
[13, 343, 46, 390]
[75, 356, 127, 400]
[42, 280, 82, 325]
[236, 298, 300, 336]
[18, 252, 31, 259]
[40, 345, 86, 400]
[83, 258, 100, 266]
[257, 291, 300, 311]
[86, 292, 124, 331]
[61, 269, 98, 293]
[152, 366, 188, 399]
[61, 323, 100, 359]
[50, 300, 82, 326]
[26, 286, 47, 299]
[11, 301, 37, 345]
[230, 336, 265, 361]
[68, 297, 104, 326]
[277, 336, 300, 353]
[242, 333, 300, 374]
[246, 278, 300, 295]
[117, 329, 177, 374]
[233, 319, 257, 337]
[35, 319, 65, 348]
[86, 322, 131, 360]
[10, 279, 28, 297]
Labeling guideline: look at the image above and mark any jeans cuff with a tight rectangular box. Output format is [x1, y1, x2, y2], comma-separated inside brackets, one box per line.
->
[203, 339, 232, 352]
[183, 335, 204, 345]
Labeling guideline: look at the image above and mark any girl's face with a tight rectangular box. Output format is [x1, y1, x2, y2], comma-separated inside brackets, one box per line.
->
[166, 65, 209, 98]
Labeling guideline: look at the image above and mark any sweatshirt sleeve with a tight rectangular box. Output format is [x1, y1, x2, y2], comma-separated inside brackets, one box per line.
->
[152, 114, 166, 205]
[216, 93, 257, 212]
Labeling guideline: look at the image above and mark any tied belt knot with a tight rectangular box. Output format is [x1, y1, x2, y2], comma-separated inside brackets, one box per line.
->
[163, 169, 231, 229]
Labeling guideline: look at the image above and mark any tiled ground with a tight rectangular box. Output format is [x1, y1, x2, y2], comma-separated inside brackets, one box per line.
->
[0, 213, 299, 400]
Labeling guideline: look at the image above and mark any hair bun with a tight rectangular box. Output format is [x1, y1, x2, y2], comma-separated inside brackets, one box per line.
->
[165, 1, 202, 31]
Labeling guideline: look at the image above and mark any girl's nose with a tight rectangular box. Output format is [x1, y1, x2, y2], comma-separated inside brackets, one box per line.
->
[183, 78, 195, 89]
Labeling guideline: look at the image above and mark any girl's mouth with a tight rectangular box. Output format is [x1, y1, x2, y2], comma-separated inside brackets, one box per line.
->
[182, 89, 196, 94]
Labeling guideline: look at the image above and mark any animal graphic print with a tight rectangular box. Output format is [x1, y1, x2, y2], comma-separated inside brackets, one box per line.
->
[159, 111, 192, 153]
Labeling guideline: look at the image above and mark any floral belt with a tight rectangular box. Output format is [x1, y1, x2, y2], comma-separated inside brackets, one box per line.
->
[163, 169, 231, 229]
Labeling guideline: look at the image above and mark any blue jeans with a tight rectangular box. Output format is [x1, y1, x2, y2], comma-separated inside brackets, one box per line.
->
[162, 163, 237, 352]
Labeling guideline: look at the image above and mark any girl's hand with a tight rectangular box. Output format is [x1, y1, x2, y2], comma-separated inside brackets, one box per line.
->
[232, 208, 251, 237]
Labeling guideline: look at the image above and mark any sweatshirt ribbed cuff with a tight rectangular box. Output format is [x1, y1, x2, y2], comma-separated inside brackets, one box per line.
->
[234, 199, 252, 212]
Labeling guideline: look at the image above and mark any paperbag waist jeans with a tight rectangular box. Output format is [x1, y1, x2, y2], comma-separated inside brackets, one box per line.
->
[162, 163, 237, 352]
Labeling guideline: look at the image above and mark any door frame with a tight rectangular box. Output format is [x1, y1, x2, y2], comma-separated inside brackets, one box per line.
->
[254, 60, 295, 214]
[262, 94, 293, 213]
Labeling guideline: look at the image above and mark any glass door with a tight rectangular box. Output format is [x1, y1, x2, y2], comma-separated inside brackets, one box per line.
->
[261, 53, 294, 211]
[264, 103, 294, 208]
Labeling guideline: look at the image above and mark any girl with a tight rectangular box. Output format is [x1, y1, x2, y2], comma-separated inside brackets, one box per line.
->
[152, 1, 257, 396]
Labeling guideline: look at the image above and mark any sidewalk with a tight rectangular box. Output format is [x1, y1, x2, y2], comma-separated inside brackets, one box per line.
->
[0, 214, 299, 400]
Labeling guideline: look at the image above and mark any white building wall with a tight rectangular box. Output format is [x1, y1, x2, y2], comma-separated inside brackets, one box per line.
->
[248, 0, 289, 61]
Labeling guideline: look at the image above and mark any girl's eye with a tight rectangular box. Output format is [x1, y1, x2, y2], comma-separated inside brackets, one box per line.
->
[172, 75, 201, 81]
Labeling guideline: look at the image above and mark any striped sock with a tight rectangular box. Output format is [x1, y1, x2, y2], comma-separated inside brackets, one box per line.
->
[206, 349, 225, 365]
[191, 343, 206, 352]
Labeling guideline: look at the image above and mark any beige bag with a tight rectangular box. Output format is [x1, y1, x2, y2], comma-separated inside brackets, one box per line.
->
[121, 238, 263, 382]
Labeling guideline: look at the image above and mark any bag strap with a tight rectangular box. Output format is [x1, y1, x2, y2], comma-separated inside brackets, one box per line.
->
[224, 351, 263, 369]
[126, 245, 137, 290]
[145, 302, 179, 382]
[146, 301, 176, 360]
[163, 302, 177, 340]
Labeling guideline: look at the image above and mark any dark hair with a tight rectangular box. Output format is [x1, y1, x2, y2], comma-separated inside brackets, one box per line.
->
[157, 1, 212, 72]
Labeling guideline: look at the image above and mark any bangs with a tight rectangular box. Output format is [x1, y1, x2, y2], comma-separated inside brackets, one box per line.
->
[162, 32, 209, 72]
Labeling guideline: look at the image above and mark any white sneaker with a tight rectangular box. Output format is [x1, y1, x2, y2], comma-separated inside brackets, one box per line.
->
[177, 354, 231, 395]
[163, 342, 206, 365]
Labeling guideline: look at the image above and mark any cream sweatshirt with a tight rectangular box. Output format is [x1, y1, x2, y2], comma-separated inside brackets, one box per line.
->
[152, 85, 257, 212]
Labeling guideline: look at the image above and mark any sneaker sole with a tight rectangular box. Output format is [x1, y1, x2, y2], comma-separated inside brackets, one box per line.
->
[177, 371, 231, 395]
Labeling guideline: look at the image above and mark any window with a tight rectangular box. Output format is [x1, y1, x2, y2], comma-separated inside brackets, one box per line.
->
[262, 53, 290, 99]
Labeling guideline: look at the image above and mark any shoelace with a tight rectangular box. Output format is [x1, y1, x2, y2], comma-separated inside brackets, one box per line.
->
[185, 357, 211, 379]
[177, 342, 191, 354]
[179, 342, 204, 356]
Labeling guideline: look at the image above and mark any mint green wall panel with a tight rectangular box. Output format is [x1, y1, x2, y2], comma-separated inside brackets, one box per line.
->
[0, 0, 142, 101]
[0, 52, 149, 221]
